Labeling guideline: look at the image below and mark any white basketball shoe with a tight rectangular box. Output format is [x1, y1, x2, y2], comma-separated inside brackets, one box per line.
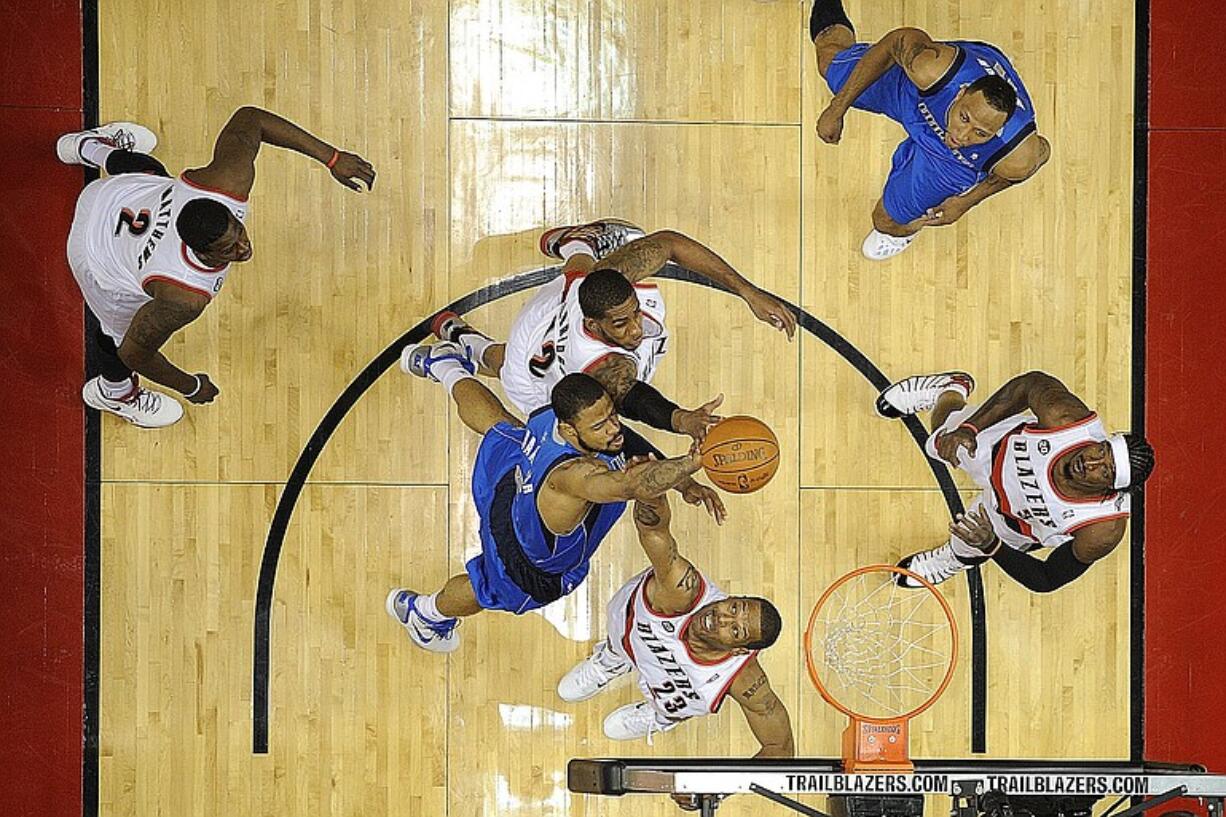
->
[557, 644, 632, 702]
[603, 702, 680, 744]
[875, 372, 975, 419]
[540, 219, 645, 260]
[399, 341, 476, 380]
[861, 229, 916, 261]
[57, 122, 157, 166]
[385, 589, 461, 653]
[82, 376, 184, 428]
[896, 543, 980, 588]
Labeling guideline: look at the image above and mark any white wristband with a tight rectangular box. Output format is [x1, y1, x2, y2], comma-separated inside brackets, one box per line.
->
[184, 374, 203, 398]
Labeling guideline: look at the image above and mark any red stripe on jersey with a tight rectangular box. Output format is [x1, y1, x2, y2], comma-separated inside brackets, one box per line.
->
[1065, 512, 1130, 533]
[990, 425, 1034, 539]
[178, 172, 249, 203]
[141, 274, 213, 300]
[709, 652, 759, 714]
[180, 242, 228, 274]
[620, 577, 644, 666]
[1024, 412, 1099, 435]
[561, 269, 586, 297]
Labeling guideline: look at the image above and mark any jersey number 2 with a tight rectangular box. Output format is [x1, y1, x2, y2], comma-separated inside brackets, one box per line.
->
[114, 208, 151, 236]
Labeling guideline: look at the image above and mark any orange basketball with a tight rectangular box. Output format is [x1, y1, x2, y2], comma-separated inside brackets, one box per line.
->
[699, 416, 780, 494]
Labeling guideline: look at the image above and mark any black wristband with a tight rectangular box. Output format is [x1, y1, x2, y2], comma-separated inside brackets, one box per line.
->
[620, 426, 666, 461]
[621, 381, 681, 432]
[990, 541, 1091, 593]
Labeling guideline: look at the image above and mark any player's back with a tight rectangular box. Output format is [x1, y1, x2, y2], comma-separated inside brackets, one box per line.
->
[472, 408, 628, 577]
[606, 568, 757, 721]
[74, 172, 249, 301]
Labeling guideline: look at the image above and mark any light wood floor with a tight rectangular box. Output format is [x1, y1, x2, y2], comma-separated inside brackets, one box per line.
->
[97, 1, 1134, 815]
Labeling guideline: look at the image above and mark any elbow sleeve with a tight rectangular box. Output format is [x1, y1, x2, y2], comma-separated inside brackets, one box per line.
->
[990, 541, 1090, 593]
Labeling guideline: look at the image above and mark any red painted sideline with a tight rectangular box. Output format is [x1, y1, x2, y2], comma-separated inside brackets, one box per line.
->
[1144, 131, 1226, 773]
[0, 4, 87, 817]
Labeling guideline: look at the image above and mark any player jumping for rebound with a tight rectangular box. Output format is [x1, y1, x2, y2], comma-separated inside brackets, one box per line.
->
[432, 220, 796, 442]
[58, 110, 375, 427]
[386, 346, 706, 653]
[808, 0, 1050, 259]
[876, 371, 1155, 591]
[557, 491, 793, 763]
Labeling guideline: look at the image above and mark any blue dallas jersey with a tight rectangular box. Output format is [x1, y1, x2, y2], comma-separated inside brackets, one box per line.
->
[469, 407, 627, 607]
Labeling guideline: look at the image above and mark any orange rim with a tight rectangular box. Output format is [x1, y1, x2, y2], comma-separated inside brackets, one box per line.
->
[803, 563, 959, 724]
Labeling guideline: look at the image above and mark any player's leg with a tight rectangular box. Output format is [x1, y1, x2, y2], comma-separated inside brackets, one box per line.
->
[864, 144, 982, 259]
[80, 329, 185, 428]
[540, 220, 643, 262]
[432, 312, 504, 377]
[400, 341, 521, 432]
[895, 496, 991, 588]
[104, 150, 170, 177]
[57, 122, 158, 171]
[385, 577, 470, 654]
[809, 0, 856, 78]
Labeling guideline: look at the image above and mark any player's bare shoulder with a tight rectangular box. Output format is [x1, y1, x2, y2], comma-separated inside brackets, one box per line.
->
[599, 231, 674, 283]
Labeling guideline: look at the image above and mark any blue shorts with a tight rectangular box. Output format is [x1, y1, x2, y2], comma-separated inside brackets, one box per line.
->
[825, 44, 979, 224]
[465, 467, 592, 615]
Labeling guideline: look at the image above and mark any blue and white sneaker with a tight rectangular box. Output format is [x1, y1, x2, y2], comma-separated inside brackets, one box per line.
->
[399, 340, 476, 381]
[385, 588, 461, 653]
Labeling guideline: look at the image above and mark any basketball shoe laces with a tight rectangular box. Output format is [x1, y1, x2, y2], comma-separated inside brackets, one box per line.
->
[564, 223, 632, 257]
[625, 703, 663, 746]
[908, 544, 967, 583]
[121, 387, 163, 414]
[574, 655, 618, 693]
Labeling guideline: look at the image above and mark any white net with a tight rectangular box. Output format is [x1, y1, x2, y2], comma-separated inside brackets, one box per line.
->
[807, 569, 956, 720]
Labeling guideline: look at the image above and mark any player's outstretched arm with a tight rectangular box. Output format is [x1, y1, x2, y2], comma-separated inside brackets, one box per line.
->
[184, 106, 375, 199]
[117, 283, 218, 403]
[630, 495, 708, 610]
[729, 658, 795, 758]
[817, 28, 956, 144]
[936, 371, 1094, 466]
[602, 231, 796, 338]
[588, 354, 723, 440]
[550, 445, 702, 504]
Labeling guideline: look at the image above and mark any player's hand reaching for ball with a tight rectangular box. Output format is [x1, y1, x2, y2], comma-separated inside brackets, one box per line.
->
[949, 505, 999, 552]
[935, 425, 977, 467]
[185, 373, 219, 404]
[672, 394, 724, 442]
[328, 150, 376, 191]
[817, 103, 846, 144]
[679, 478, 727, 526]
[743, 289, 797, 340]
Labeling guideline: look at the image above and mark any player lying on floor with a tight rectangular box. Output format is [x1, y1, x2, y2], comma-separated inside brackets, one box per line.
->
[557, 491, 794, 768]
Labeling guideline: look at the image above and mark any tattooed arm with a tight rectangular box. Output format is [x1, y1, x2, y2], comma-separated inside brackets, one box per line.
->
[631, 493, 707, 612]
[549, 444, 703, 505]
[599, 230, 796, 338]
[817, 29, 957, 144]
[729, 658, 795, 758]
[117, 281, 218, 401]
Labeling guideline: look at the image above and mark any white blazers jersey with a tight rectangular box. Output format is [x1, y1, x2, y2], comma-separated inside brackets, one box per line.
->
[940, 411, 1131, 548]
[501, 270, 669, 414]
[606, 569, 756, 724]
[67, 172, 249, 342]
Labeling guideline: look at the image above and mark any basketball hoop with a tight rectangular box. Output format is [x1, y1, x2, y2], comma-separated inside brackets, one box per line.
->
[804, 564, 959, 773]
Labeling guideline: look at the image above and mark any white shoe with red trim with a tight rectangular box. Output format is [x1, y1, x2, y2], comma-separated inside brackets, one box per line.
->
[57, 122, 157, 166]
[82, 376, 183, 428]
[875, 372, 975, 419]
[540, 219, 645, 260]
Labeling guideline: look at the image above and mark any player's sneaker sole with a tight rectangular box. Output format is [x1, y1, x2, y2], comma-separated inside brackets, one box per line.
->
[875, 371, 975, 419]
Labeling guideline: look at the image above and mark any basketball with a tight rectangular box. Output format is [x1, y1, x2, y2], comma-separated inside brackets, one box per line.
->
[699, 416, 780, 494]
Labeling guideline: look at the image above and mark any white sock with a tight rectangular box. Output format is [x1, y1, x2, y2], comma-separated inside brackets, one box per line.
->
[559, 241, 595, 261]
[457, 333, 495, 369]
[99, 375, 136, 400]
[414, 591, 450, 622]
[435, 362, 475, 396]
[78, 136, 119, 169]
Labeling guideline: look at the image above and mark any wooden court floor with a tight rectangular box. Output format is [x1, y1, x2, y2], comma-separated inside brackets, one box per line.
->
[96, 1, 1135, 815]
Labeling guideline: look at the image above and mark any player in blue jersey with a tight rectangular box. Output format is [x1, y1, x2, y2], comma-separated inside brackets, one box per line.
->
[385, 342, 716, 654]
[808, 0, 1051, 260]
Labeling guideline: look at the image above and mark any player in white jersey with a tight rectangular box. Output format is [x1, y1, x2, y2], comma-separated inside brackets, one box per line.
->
[433, 220, 797, 443]
[557, 492, 794, 764]
[57, 110, 375, 427]
[875, 370, 1156, 591]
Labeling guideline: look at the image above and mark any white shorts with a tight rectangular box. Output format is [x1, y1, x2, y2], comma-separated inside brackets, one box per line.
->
[926, 404, 1040, 552]
[500, 278, 564, 415]
[67, 179, 145, 344]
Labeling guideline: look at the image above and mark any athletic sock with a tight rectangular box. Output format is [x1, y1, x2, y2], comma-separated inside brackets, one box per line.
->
[454, 332, 495, 370]
[809, 0, 855, 41]
[414, 592, 452, 623]
[79, 136, 120, 169]
[559, 240, 596, 261]
[100, 375, 137, 400]
[431, 360, 475, 396]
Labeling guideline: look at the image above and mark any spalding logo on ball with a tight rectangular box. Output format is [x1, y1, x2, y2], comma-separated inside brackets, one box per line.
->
[699, 415, 780, 494]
